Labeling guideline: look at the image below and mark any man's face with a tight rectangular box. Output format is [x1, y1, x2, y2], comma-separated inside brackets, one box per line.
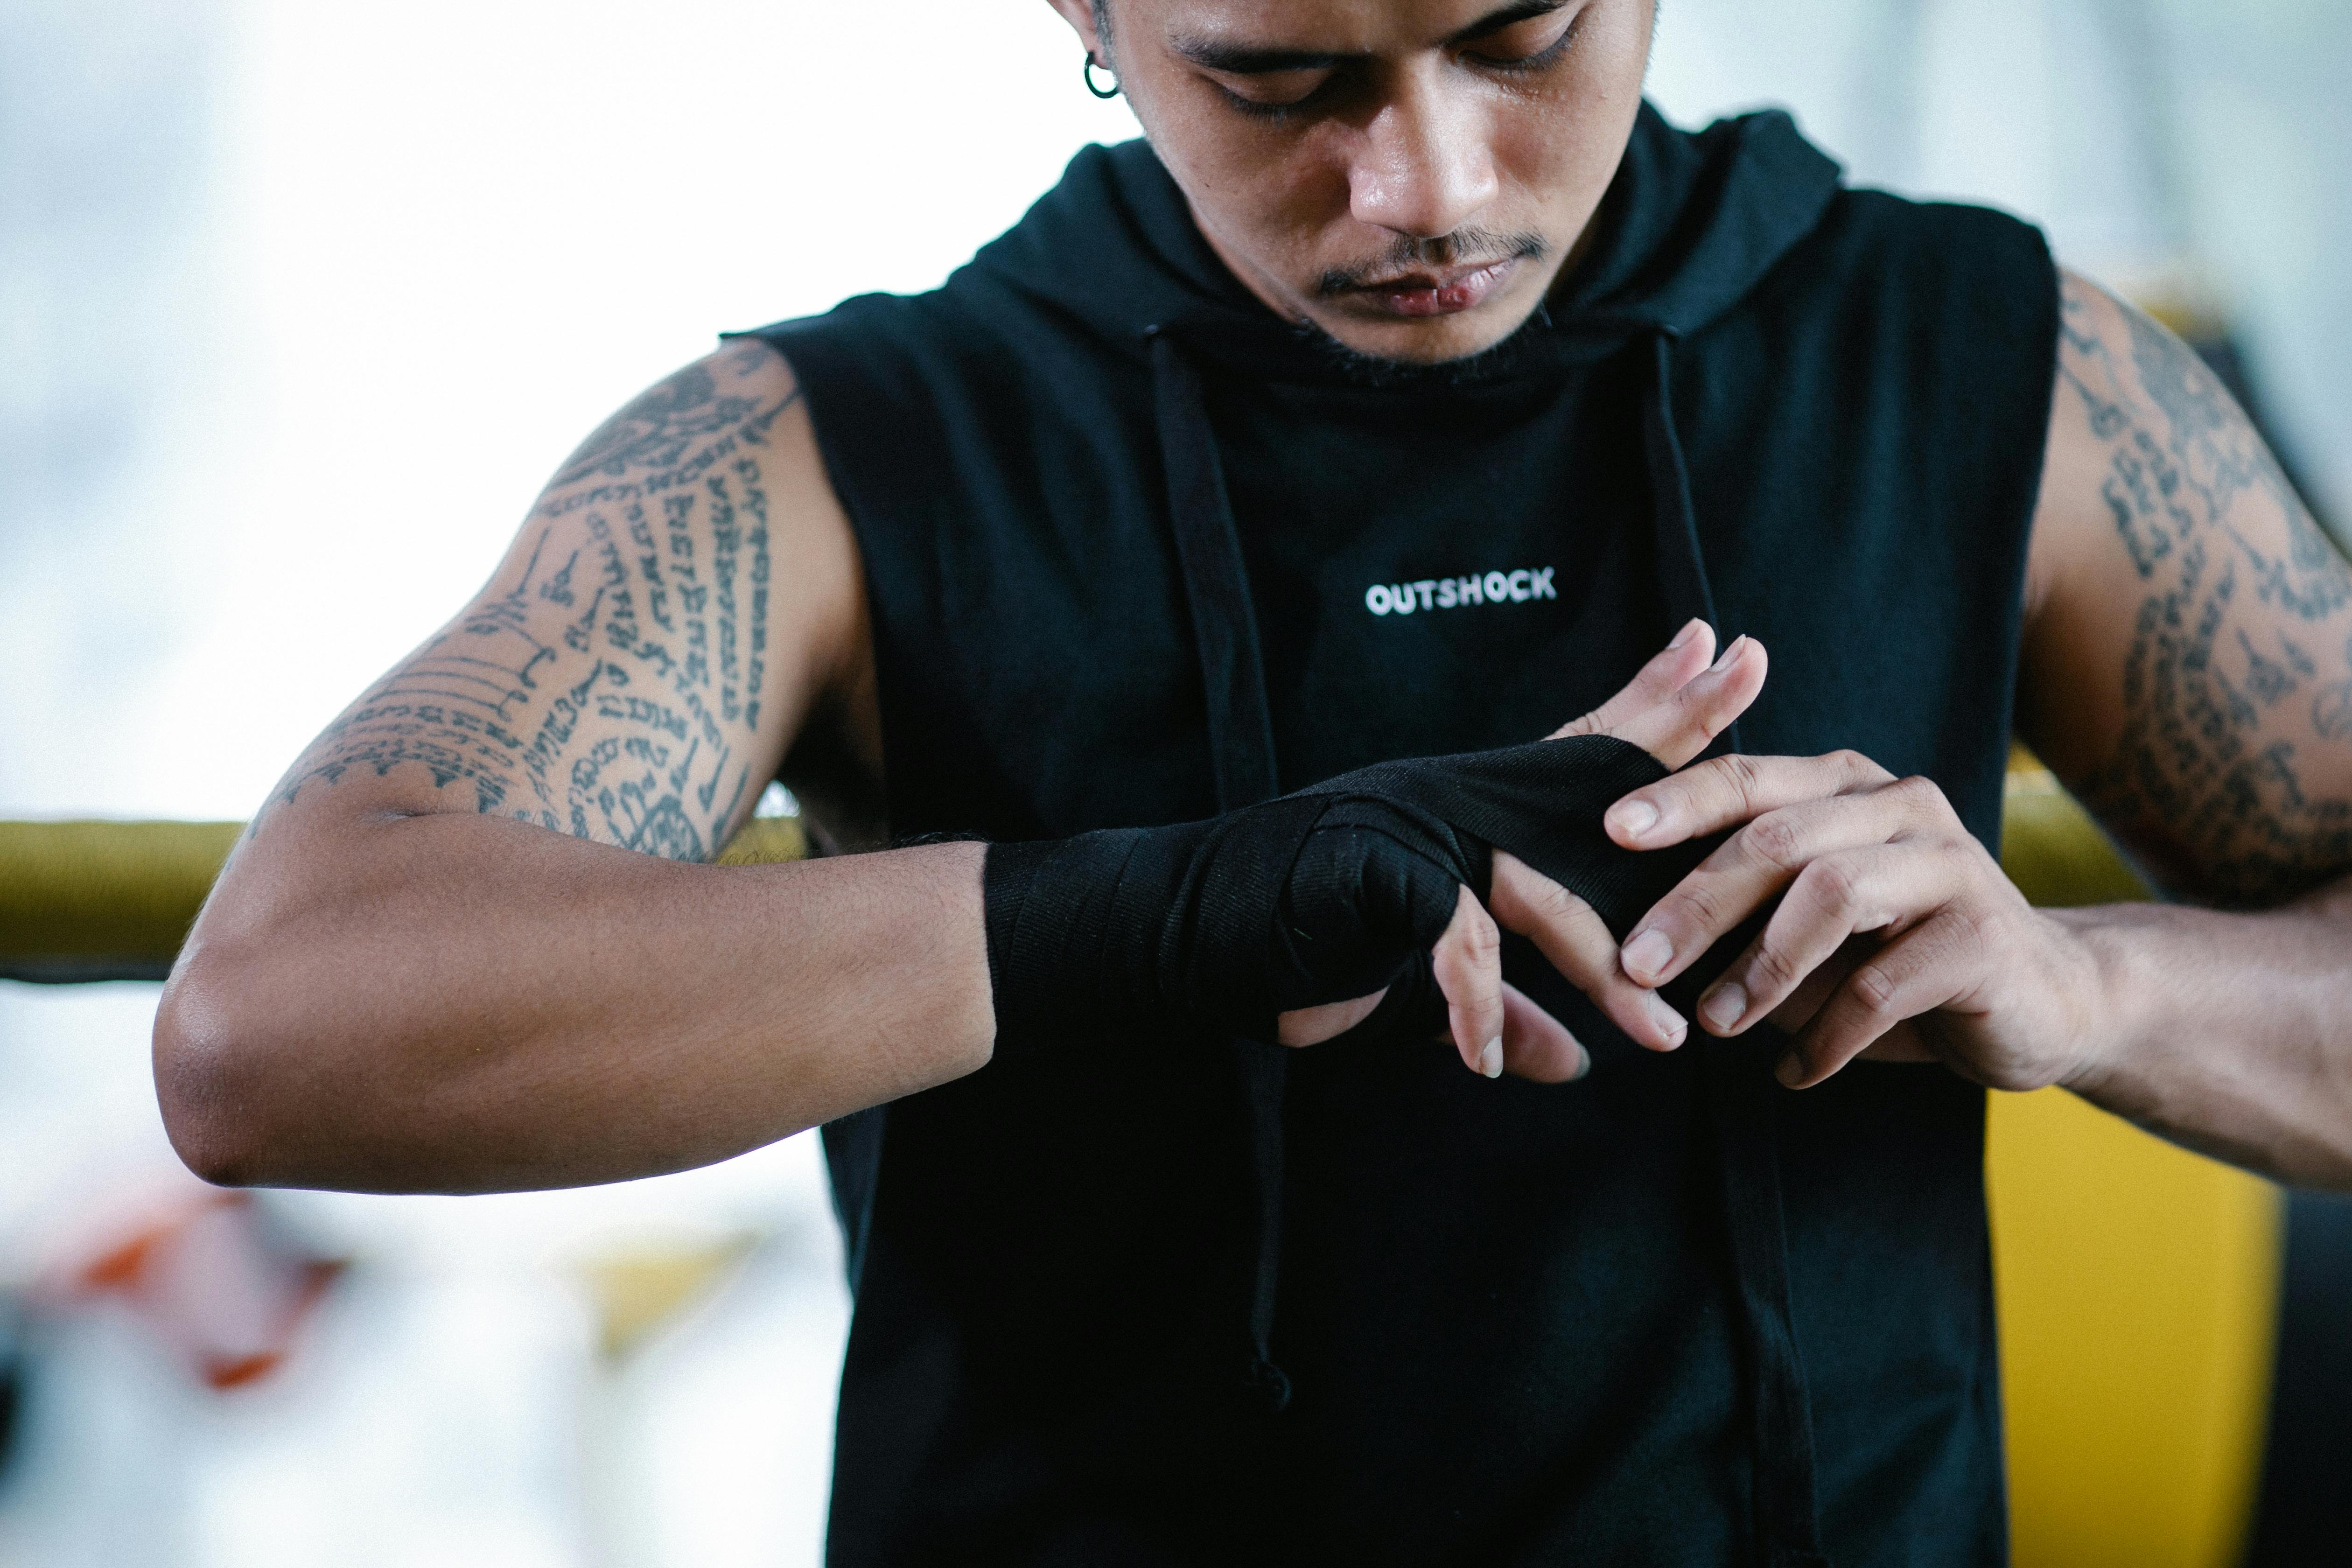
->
[1054, 0, 1654, 364]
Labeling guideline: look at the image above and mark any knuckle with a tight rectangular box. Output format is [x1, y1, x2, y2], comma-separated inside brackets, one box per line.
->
[1833, 749, 1892, 786]
[1750, 940, 1797, 987]
[1520, 876, 1590, 932]
[1526, 876, 1576, 918]
[1460, 910, 1503, 964]
[1892, 774, 1949, 815]
[1796, 854, 1861, 912]
[1715, 752, 1768, 812]
[1848, 962, 1902, 1017]
[1935, 837, 1985, 881]
[1670, 881, 1730, 932]
[1952, 903, 2004, 959]
[1743, 812, 1807, 870]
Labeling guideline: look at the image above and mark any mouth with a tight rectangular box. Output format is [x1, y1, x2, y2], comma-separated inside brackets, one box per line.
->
[1333, 258, 1519, 320]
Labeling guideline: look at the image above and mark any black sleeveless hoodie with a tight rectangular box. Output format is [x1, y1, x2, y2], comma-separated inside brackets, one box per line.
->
[742, 104, 2058, 1568]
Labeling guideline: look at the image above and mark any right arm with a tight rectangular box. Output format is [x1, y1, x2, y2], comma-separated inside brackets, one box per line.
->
[154, 342, 998, 1194]
[154, 338, 1761, 1196]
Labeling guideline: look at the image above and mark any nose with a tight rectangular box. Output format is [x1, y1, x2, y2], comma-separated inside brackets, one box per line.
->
[1346, 69, 1499, 241]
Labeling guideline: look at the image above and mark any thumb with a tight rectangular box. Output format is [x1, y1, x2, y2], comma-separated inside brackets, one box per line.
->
[1603, 636, 1766, 770]
[1549, 620, 1714, 740]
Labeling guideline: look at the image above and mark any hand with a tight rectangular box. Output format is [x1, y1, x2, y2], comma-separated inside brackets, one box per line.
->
[1602, 749, 2106, 1091]
[1278, 619, 1768, 1081]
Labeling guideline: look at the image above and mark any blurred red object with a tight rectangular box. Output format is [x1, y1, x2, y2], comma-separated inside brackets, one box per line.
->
[60, 1189, 343, 1391]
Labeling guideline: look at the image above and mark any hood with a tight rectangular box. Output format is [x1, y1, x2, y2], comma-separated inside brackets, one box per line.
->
[949, 100, 1845, 1561]
[966, 100, 1844, 382]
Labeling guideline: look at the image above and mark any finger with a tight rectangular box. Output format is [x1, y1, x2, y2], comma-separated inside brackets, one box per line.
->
[1430, 884, 1505, 1075]
[1617, 783, 1960, 988]
[1855, 1023, 1937, 1063]
[1690, 843, 1974, 1036]
[1551, 620, 1715, 739]
[1423, 980, 1587, 1081]
[1781, 911, 1983, 1087]
[1277, 987, 1388, 1047]
[1606, 747, 1900, 850]
[1605, 635, 1768, 770]
[1496, 981, 1588, 1083]
[1489, 854, 1688, 1052]
[1760, 932, 1878, 1034]
[1754, 937, 1938, 1061]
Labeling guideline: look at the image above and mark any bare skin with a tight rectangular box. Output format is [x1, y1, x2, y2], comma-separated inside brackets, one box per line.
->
[1292, 619, 1764, 1081]
[155, 0, 2352, 1193]
[1601, 273, 2352, 1188]
[1052, 0, 1651, 364]
[151, 337, 1749, 1191]
[154, 344, 998, 1192]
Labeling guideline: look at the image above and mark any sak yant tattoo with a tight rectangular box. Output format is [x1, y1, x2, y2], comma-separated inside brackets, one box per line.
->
[263, 344, 798, 860]
[2061, 277, 2352, 904]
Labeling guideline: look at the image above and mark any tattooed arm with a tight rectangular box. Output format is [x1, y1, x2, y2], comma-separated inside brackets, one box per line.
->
[1602, 271, 2352, 1189]
[153, 343, 994, 1192]
[2008, 270, 2352, 1181]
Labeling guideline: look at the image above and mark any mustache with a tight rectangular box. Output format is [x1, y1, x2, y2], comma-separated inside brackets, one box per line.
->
[1315, 229, 1550, 295]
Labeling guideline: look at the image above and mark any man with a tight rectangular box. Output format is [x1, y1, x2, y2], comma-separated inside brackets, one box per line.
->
[155, 0, 2352, 1561]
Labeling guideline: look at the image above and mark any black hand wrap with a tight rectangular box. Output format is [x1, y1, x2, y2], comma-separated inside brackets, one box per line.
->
[985, 734, 1719, 1057]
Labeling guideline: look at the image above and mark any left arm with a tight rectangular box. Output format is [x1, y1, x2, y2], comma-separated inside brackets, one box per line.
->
[1602, 270, 2352, 1188]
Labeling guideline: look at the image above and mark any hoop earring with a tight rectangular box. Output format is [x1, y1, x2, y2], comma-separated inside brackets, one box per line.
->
[1083, 51, 1121, 99]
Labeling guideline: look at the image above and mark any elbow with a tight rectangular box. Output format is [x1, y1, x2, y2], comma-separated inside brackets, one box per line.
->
[152, 945, 278, 1188]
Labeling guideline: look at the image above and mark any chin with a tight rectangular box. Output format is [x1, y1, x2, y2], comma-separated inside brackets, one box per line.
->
[1314, 305, 1533, 367]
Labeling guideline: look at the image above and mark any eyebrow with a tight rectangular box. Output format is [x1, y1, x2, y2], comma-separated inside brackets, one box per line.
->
[1171, 0, 1571, 74]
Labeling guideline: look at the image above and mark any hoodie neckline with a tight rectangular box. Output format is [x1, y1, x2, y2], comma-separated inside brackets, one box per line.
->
[967, 101, 1844, 388]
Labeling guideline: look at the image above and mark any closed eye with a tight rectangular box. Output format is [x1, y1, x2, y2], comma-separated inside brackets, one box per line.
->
[1463, 10, 1583, 72]
[1189, 0, 1584, 122]
[1211, 68, 1342, 120]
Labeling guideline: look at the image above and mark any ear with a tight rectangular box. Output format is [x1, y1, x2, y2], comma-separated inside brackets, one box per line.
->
[1043, 0, 1106, 60]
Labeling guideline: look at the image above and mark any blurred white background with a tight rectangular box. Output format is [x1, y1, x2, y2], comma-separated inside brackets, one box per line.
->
[1, 1, 2345, 1564]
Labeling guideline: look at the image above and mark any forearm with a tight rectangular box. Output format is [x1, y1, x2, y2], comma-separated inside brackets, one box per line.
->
[2058, 882, 2352, 1188]
[154, 807, 992, 1194]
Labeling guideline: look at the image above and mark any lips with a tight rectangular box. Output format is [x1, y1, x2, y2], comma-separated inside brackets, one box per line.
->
[1343, 259, 1516, 319]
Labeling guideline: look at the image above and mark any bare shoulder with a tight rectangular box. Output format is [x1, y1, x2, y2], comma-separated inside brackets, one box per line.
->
[253, 337, 868, 860]
[2019, 267, 2352, 904]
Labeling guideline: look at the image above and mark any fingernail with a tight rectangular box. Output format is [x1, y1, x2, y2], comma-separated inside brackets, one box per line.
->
[1610, 800, 1659, 840]
[1701, 982, 1747, 1032]
[1668, 618, 1701, 651]
[1776, 1054, 1806, 1088]
[1710, 635, 1747, 674]
[1479, 1037, 1504, 1079]
[1571, 1042, 1592, 1080]
[1646, 991, 1687, 1046]
[1622, 927, 1673, 980]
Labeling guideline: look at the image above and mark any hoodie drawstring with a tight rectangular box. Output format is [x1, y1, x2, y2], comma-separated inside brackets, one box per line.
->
[1148, 323, 1836, 1554]
[1148, 328, 1295, 1413]
[1644, 331, 1832, 1568]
